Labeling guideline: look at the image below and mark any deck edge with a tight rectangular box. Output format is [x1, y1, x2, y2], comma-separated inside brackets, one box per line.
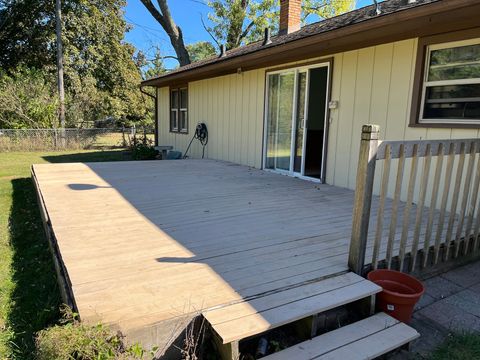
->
[31, 165, 78, 312]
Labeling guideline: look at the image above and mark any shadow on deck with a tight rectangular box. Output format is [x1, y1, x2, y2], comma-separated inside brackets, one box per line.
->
[30, 159, 453, 355]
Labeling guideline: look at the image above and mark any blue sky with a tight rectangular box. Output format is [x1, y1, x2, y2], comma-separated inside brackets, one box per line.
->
[124, 0, 375, 69]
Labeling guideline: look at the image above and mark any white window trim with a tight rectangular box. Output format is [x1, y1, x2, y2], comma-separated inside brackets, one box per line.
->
[419, 37, 480, 125]
[170, 87, 188, 133]
[179, 87, 188, 133]
[170, 108, 179, 132]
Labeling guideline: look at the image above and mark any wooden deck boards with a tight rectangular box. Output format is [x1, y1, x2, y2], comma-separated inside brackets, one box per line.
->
[31, 159, 434, 350]
[204, 272, 381, 343]
[263, 312, 419, 360]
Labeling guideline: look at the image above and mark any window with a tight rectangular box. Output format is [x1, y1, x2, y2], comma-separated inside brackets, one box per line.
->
[415, 37, 480, 126]
[170, 87, 188, 133]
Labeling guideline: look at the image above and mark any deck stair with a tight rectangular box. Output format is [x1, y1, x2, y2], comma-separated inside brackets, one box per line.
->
[204, 272, 380, 344]
[263, 312, 419, 360]
[203, 272, 419, 359]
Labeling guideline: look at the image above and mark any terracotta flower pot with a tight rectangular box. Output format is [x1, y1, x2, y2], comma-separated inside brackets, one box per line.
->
[367, 269, 424, 323]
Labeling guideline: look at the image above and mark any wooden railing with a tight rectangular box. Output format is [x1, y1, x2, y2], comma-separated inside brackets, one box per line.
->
[349, 124, 480, 275]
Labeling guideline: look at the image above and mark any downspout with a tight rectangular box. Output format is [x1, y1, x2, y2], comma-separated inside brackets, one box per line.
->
[140, 85, 159, 146]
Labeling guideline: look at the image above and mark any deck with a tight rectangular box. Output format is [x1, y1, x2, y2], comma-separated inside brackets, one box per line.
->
[32, 159, 423, 353]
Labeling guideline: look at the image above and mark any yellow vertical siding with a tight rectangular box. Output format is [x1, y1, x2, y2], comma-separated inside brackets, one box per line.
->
[333, 50, 358, 188]
[157, 70, 266, 166]
[157, 37, 480, 190]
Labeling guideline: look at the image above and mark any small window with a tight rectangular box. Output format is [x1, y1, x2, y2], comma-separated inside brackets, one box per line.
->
[419, 38, 480, 125]
[170, 86, 188, 133]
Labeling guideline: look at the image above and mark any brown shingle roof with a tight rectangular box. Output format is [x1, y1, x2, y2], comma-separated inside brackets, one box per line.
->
[140, 0, 452, 86]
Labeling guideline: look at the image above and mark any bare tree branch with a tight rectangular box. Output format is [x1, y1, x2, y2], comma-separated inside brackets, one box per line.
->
[238, 20, 255, 45]
[187, 0, 208, 6]
[201, 15, 221, 48]
[146, 55, 179, 61]
[139, 0, 191, 65]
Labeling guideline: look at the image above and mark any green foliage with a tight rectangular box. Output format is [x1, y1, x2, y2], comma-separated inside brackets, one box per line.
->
[0, 150, 130, 359]
[302, 0, 355, 23]
[0, 0, 151, 128]
[187, 41, 217, 63]
[62, 0, 148, 124]
[130, 136, 158, 160]
[428, 44, 480, 81]
[427, 332, 480, 360]
[0, 0, 56, 70]
[0, 68, 59, 129]
[139, 48, 168, 80]
[206, 0, 355, 49]
[0, 151, 133, 357]
[207, 0, 276, 49]
[0, 167, 61, 359]
[36, 307, 155, 360]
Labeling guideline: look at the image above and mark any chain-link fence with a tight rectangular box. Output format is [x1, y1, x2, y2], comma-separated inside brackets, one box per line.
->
[0, 127, 154, 151]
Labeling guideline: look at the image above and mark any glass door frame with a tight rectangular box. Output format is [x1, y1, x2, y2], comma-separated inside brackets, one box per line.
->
[262, 61, 331, 182]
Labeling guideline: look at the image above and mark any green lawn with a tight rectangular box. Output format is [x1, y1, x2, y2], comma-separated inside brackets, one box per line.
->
[0, 150, 130, 359]
[427, 333, 480, 360]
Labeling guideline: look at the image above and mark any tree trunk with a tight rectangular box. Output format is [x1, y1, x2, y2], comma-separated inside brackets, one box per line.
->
[55, 0, 66, 146]
[140, 0, 190, 66]
[55, 0, 65, 126]
[226, 0, 248, 50]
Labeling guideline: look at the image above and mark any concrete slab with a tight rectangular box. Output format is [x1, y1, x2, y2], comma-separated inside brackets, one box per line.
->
[470, 282, 480, 295]
[414, 293, 435, 311]
[423, 276, 463, 300]
[441, 262, 480, 288]
[417, 298, 480, 332]
[444, 289, 480, 318]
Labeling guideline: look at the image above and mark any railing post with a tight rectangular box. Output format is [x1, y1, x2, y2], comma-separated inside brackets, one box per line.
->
[349, 124, 380, 275]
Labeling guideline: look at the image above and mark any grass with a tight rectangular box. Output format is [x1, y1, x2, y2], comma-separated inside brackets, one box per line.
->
[0, 149, 130, 359]
[0, 132, 155, 152]
[426, 332, 480, 360]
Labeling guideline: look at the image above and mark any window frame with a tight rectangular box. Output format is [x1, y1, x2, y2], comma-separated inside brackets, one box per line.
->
[170, 85, 188, 134]
[410, 28, 480, 128]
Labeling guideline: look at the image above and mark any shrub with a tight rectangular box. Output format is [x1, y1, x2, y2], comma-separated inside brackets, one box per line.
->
[36, 307, 155, 360]
[130, 135, 158, 160]
[0, 68, 58, 129]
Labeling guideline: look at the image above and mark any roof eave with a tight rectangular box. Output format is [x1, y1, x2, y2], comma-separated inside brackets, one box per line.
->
[141, 0, 480, 88]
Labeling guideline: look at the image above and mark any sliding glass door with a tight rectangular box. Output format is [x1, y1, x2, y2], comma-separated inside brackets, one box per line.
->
[264, 64, 329, 181]
[265, 72, 296, 171]
[293, 72, 307, 173]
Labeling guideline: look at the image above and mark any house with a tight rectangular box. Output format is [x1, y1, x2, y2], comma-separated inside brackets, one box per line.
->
[141, 0, 480, 190]
[31, 1, 480, 359]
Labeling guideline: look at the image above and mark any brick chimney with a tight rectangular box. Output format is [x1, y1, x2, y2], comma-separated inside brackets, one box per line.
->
[279, 0, 301, 35]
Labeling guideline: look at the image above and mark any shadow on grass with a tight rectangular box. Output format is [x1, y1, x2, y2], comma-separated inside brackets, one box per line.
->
[43, 150, 131, 164]
[6, 178, 61, 358]
[4, 151, 132, 357]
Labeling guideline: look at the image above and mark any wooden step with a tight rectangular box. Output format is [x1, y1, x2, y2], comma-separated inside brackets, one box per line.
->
[262, 312, 419, 360]
[204, 272, 381, 344]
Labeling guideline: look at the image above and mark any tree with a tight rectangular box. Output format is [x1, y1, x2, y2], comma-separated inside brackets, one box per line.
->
[138, 0, 354, 67]
[61, 0, 146, 122]
[303, 0, 355, 22]
[0, 0, 56, 70]
[0, 0, 148, 127]
[139, 0, 191, 66]
[55, 0, 66, 131]
[138, 48, 168, 79]
[206, 0, 355, 50]
[186, 41, 217, 62]
[0, 68, 59, 129]
[207, 0, 276, 50]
